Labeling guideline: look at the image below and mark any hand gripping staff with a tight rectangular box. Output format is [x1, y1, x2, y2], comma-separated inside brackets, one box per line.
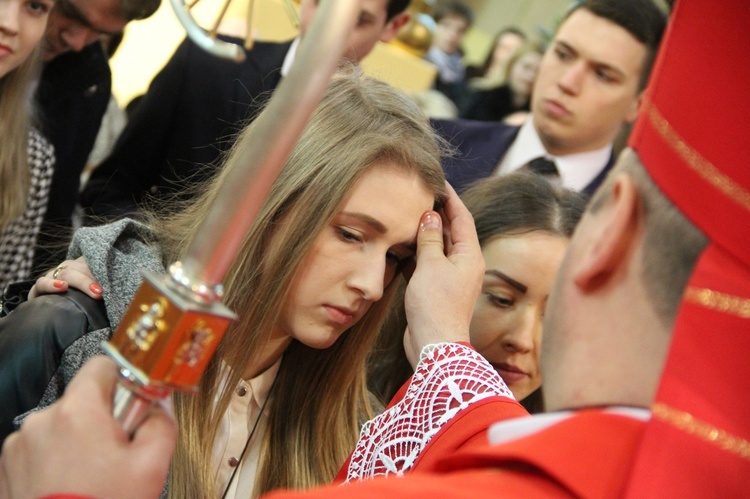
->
[101, 0, 362, 433]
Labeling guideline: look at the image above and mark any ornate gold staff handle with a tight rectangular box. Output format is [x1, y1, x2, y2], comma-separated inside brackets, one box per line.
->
[102, 0, 361, 434]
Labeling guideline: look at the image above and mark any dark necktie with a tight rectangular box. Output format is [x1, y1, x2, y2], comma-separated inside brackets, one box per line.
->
[525, 157, 559, 177]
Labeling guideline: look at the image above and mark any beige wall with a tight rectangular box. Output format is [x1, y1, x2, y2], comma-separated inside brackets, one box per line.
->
[460, 0, 573, 66]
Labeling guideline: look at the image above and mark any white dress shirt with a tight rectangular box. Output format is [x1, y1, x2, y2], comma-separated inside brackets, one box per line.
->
[496, 116, 613, 192]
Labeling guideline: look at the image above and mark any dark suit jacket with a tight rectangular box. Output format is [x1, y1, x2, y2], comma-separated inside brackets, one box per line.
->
[33, 43, 111, 273]
[432, 118, 615, 198]
[80, 36, 292, 220]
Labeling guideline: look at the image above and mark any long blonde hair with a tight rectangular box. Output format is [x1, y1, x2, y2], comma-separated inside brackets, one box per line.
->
[155, 68, 446, 498]
[0, 47, 41, 228]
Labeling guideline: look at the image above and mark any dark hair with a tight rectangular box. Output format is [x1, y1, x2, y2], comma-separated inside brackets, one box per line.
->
[565, 0, 667, 91]
[120, 0, 159, 21]
[462, 172, 586, 246]
[386, 0, 410, 21]
[433, 1, 474, 26]
[478, 27, 527, 77]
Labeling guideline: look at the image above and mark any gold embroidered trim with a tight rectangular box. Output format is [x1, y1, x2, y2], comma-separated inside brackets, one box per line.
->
[653, 403, 750, 461]
[644, 100, 750, 213]
[684, 287, 750, 319]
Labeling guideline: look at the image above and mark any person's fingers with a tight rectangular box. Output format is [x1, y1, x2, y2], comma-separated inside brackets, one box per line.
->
[29, 276, 69, 299]
[30, 258, 103, 300]
[441, 182, 481, 260]
[403, 184, 482, 358]
[415, 211, 444, 261]
[0, 432, 20, 499]
[0, 458, 9, 499]
[129, 404, 178, 491]
[131, 405, 177, 457]
[0, 356, 174, 499]
[65, 356, 121, 410]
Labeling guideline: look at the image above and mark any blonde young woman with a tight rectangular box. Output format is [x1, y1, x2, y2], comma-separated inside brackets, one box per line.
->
[0, 0, 56, 291]
[0, 69, 447, 498]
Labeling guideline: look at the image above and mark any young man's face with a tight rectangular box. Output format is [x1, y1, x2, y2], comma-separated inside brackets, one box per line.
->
[432, 13, 469, 55]
[531, 8, 646, 155]
[43, 0, 126, 61]
[299, 0, 407, 62]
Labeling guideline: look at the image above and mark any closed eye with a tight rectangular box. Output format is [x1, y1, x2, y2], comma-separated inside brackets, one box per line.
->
[487, 293, 514, 308]
[554, 46, 572, 62]
[595, 68, 616, 82]
[337, 227, 363, 243]
[357, 12, 376, 27]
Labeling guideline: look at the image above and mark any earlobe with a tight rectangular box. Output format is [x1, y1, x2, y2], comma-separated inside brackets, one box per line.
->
[573, 175, 640, 291]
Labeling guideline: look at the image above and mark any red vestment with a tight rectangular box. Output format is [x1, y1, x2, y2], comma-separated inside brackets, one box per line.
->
[270, 410, 646, 499]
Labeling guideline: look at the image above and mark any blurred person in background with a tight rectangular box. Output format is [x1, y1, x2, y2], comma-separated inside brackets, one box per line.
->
[423, 0, 473, 108]
[460, 45, 543, 123]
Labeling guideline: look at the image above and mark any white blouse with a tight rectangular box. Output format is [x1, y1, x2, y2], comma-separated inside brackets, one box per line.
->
[213, 358, 281, 498]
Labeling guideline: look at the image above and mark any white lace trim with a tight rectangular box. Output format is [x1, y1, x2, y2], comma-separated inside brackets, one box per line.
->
[345, 342, 513, 482]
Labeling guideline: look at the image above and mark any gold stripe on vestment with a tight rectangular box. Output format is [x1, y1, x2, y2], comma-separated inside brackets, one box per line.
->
[684, 286, 750, 319]
[652, 403, 750, 461]
[644, 99, 750, 213]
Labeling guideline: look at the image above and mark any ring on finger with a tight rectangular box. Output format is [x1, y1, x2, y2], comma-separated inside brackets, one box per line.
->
[52, 264, 67, 280]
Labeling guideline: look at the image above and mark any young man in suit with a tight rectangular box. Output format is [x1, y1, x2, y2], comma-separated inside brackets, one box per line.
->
[32, 0, 160, 274]
[79, 0, 410, 221]
[436, 0, 665, 197]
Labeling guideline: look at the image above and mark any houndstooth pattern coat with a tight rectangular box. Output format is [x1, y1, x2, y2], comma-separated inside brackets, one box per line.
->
[0, 128, 55, 291]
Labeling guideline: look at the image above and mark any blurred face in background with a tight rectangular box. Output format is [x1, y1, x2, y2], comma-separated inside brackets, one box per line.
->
[0, 0, 55, 76]
[298, 0, 408, 62]
[492, 31, 524, 70]
[470, 231, 568, 401]
[42, 0, 125, 61]
[508, 51, 542, 99]
[432, 13, 469, 55]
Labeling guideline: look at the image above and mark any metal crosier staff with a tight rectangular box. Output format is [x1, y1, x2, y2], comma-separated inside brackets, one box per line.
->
[102, 0, 362, 433]
[170, 0, 300, 62]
